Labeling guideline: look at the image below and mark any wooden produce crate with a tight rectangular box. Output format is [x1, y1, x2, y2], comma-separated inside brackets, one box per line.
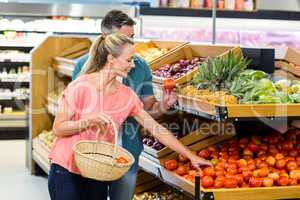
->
[150, 44, 241, 85]
[178, 94, 300, 120]
[142, 113, 233, 163]
[135, 171, 162, 194]
[143, 121, 235, 165]
[32, 137, 51, 174]
[160, 135, 300, 200]
[135, 40, 188, 65]
[275, 47, 300, 77]
[52, 39, 91, 77]
[161, 168, 300, 200]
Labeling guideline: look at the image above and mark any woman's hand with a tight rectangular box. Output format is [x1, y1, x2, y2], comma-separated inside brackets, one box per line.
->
[188, 153, 212, 170]
[84, 113, 112, 135]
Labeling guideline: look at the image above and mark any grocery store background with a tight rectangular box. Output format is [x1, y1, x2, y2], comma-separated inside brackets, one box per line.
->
[0, 0, 300, 200]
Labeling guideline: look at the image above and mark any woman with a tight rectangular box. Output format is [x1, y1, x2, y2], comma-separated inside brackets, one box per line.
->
[48, 33, 211, 200]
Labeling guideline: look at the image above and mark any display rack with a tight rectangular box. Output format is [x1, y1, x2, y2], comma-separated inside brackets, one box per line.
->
[30, 35, 92, 174]
[30, 38, 300, 200]
[0, 43, 31, 133]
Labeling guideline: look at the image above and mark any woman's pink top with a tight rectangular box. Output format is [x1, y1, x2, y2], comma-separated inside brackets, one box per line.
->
[49, 74, 143, 174]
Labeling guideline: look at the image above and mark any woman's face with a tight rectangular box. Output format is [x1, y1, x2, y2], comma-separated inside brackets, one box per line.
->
[110, 43, 135, 78]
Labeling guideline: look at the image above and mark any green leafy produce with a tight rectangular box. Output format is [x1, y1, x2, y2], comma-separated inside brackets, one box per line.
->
[275, 80, 292, 91]
[290, 93, 300, 103]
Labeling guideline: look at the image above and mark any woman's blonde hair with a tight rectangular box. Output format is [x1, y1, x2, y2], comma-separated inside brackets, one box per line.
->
[83, 33, 134, 74]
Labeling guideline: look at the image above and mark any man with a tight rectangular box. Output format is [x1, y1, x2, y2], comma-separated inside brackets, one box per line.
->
[72, 10, 177, 200]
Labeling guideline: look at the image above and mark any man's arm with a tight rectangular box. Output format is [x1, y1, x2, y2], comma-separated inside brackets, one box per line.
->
[142, 96, 168, 119]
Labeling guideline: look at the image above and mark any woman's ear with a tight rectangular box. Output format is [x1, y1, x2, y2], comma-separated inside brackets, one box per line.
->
[107, 54, 114, 65]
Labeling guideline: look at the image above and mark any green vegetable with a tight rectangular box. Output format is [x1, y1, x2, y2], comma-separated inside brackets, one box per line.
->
[290, 93, 300, 103]
[275, 79, 292, 91]
[240, 69, 267, 80]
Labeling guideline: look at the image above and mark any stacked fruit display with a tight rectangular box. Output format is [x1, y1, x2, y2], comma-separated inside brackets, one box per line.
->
[163, 129, 300, 188]
[180, 52, 300, 105]
[39, 130, 55, 149]
[136, 47, 168, 63]
[152, 57, 204, 80]
[180, 86, 238, 105]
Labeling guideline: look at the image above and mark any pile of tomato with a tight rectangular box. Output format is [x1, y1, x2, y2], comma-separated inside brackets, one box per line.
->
[164, 129, 300, 188]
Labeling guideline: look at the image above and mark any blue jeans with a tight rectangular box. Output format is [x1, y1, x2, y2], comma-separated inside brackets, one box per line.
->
[48, 164, 109, 200]
[109, 160, 139, 200]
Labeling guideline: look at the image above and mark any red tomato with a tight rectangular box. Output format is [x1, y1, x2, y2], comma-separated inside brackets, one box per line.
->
[276, 159, 286, 169]
[198, 149, 210, 159]
[116, 156, 129, 164]
[237, 159, 248, 168]
[164, 159, 178, 171]
[224, 178, 238, 188]
[268, 172, 279, 181]
[201, 176, 214, 188]
[227, 168, 238, 175]
[266, 156, 276, 167]
[215, 170, 225, 177]
[248, 164, 256, 171]
[184, 174, 195, 183]
[282, 141, 294, 151]
[203, 167, 216, 177]
[286, 161, 298, 172]
[277, 176, 290, 186]
[215, 175, 225, 182]
[275, 153, 284, 160]
[176, 166, 188, 176]
[258, 167, 269, 177]
[208, 146, 217, 153]
[289, 178, 298, 186]
[249, 177, 263, 187]
[289, 170, 300, 179]
[215, 163, 225, 171]
[235, 174, 244, 186]
[248, 143, 258, 153]
[214, 180, 224, 188]
[163, 79, 176, 91]
[262, 177, 274, 187]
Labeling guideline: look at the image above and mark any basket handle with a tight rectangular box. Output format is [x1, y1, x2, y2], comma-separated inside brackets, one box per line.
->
[95, 113, 118, 166]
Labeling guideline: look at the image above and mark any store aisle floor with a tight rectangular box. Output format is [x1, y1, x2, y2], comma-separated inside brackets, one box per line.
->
[0, 140, 50, 200]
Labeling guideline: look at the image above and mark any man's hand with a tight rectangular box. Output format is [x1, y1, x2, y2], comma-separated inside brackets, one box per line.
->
[162, 88, 177, 109]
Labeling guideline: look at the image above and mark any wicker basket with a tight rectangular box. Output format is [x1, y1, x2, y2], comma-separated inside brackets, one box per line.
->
[73, 115, 135, 181]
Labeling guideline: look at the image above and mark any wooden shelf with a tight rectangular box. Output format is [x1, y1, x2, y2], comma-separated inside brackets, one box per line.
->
[47, 93, 59, 116]
[54, 63, 74, 77]
[177, 94, 300, 121]
[32, 137, 50, 175]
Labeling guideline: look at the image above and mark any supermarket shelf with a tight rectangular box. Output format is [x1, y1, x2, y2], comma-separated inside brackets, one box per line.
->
[140, 7, 300, 21]
[32, 137, 50, 175]
[0, 58, 30, 63]
[0, 113, 26, 120]
[0, 79, 30, 83]
[0, 40, 39, 47]
[175, 95, 300, 121]
[0, 113, 27, 128]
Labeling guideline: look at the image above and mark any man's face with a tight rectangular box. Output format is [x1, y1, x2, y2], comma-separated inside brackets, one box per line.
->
[118, 25, 135, 38]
